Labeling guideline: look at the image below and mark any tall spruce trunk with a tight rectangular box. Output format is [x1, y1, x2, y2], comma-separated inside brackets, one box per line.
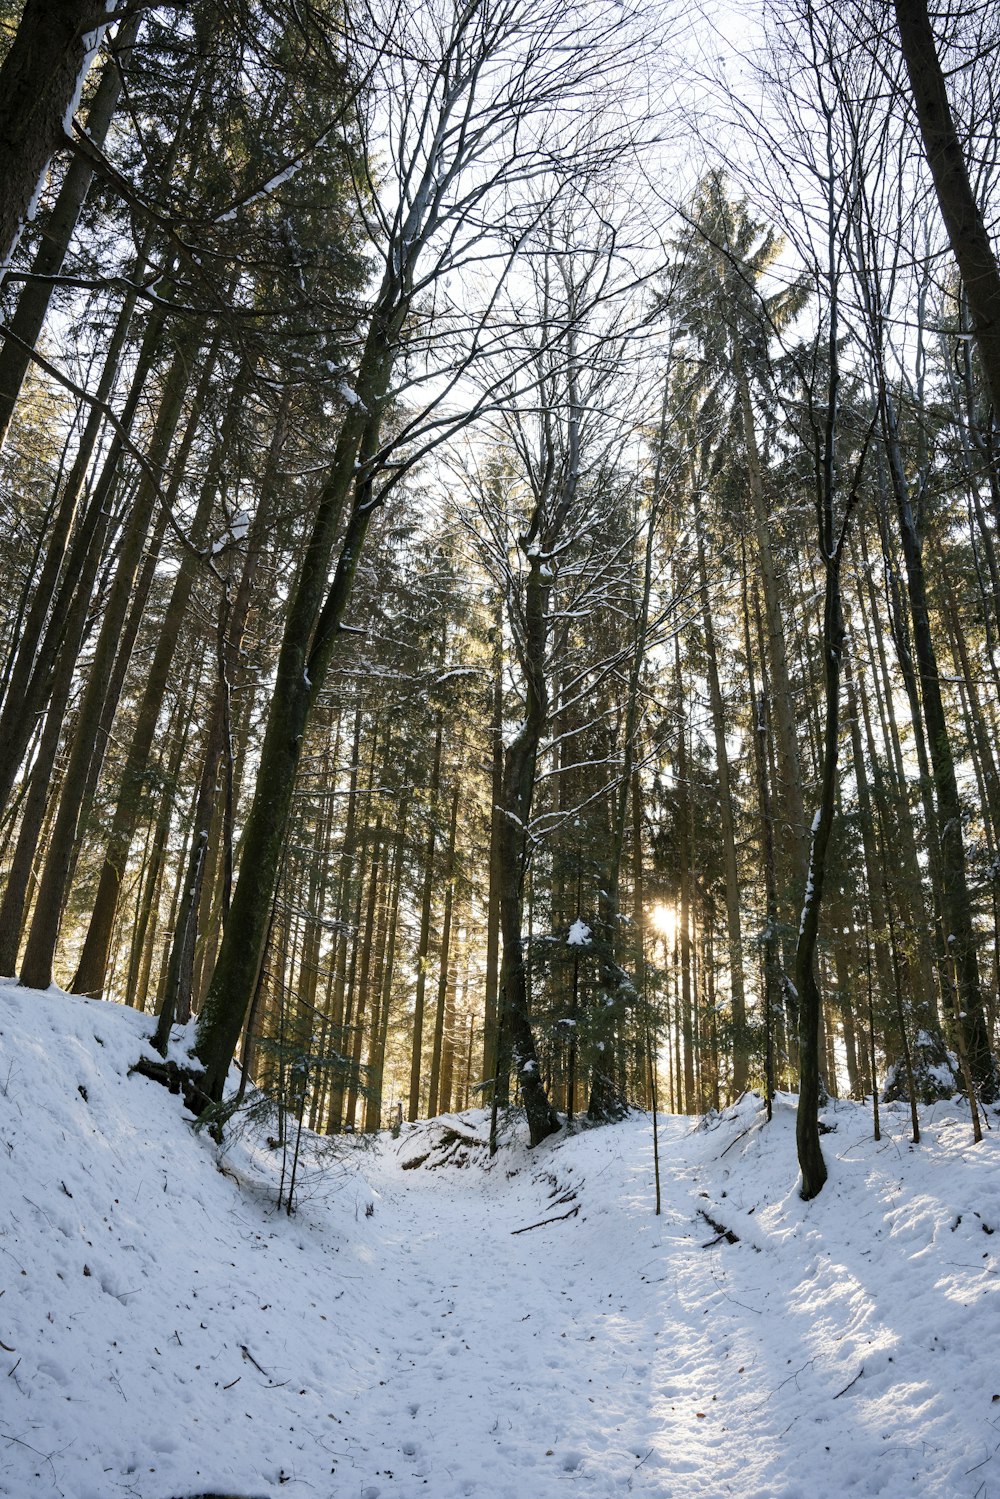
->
[0, 14, 141, 447]
[73, 362, 236, 997]
[695, 491, 748, 1093]
[588, 436, 660, 1120]
[881, 396, 997, 1098]
[496, 548, 561, 1146]
[18, 329, 203, 990]
[0, 0, 112, 271]
[481, 609, 505, 1093]
[893, 0, 1000, 416]
[843, 650, 900, 1020]
[428, 782, 460, 1118]
[193, 256, 415, 1103]
[155, 406, 286, 1043]
[734, 345, 808, 897]
[0, 300, 168, 816]
[407, 716, 443, 1121]
[0, 440, 127, 972]
[365, 798, 407, 1132]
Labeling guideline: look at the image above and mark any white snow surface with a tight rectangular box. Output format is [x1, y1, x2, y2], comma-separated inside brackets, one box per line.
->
[2, 981, 1000, 1498]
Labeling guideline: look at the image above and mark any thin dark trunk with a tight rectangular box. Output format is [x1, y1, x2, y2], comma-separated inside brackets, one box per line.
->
[193, 245, 417, 1103]
[881, 393, 996, 1097]
[73, 357, 235, 997]
[481, 606, 504, 1093]
[893, 0, 1000, 415]
[18, 328, 202, 990]
[428, 782, 460, 1118]
[743, 543, 780, 1113]
[695, 492, 747, 1092]
[408, 716, 443, 1121]
[344, 823, 382, 1132]
[496, 546, 561, 1146]
[0, 301, 167, 814]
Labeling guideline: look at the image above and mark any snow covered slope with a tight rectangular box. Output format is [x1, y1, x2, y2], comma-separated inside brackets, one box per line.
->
[1, 980, 999, 1499]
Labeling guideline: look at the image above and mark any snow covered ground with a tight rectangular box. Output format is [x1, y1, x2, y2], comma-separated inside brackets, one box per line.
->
[2, 981, 999, 1499]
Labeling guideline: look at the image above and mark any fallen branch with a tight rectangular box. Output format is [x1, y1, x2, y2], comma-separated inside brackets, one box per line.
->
[511, 1204, 581, 1235]
[697, 1207, 740, 1246]
[240, 1343, 268, 1375]
[720, 1116, 765, 1157]
[833, 1366, 864, 1399]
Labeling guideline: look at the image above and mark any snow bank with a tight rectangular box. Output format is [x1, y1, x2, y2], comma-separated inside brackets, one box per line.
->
[1, 981, 999, 1498]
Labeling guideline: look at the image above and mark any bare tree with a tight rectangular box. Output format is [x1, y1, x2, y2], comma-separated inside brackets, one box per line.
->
[190, 0, 658, 1106]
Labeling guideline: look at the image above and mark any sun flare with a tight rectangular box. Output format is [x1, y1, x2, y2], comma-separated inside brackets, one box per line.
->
[649, 902, 677, 943]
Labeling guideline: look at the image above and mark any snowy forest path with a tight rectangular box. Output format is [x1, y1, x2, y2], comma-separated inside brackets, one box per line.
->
[342, 1113, 793, 1499]
[2, 986, 999, 1499]
[332, 1099, 1000, 1499]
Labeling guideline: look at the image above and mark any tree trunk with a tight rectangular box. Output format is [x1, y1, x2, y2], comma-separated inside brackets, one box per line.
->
[155, 405, 286, 1040]
[695, 490, 747, 1093]
[407, 715, 443, 1121]
[481, 606, 504, 1093]
[428, 781, 460, 1118]
[496, 546, 561, 1146]
[73, 362, 236, 997]
[0, 301, 167, 815]
[881, 394, 997, 1097]
[18, 328, 201, 990]
[193, 256, 414, 1101]
[0, 0, 112, 272]
[893, 0, 1000, 415]
[666, 637, 695, 1112]
[793, 550, 841, 1200]
[365, 796, 407, 1132]
[734, 344, 808, 896]
[343, 822, 382, 1132]
[0, 13, 141, 447]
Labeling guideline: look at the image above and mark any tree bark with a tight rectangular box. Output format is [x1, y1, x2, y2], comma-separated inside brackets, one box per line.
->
[407, 715, 443, 1121]
[893, 0, 1000, 416]
[427, 781, 460, 1118]
[193, 248, 414, 1101]
[0, 300, 166, 815]
[0, 13, 141, 448]
[481, 607, 505, 1093]
[0, 0, 113, 272]
[73, 365, 236, 997]
[881, 394, 997, 1098]
[496, 545, 561, 1146]
[18, 328, 201, 990]
[695, 491, 748, 1093]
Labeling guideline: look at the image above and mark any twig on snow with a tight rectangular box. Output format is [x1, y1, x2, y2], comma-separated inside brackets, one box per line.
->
[833, 1366, 864, 1399]
[511, 1204, 581, 1234]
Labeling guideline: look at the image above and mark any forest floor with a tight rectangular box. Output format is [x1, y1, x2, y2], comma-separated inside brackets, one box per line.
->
[2, 982, 1000, 1498]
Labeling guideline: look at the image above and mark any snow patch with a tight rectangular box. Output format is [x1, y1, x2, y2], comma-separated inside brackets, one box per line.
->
[1, 984, 998, 1499]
